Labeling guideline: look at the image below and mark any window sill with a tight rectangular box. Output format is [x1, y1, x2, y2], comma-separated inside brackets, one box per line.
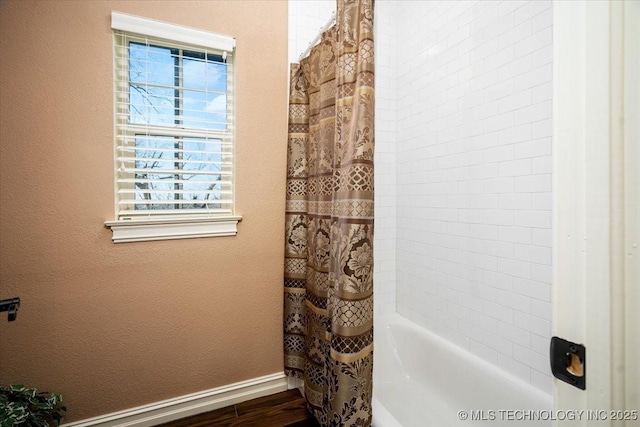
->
[104, 216, 242, 243]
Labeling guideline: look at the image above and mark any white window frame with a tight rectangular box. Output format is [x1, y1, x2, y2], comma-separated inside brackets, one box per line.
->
[105, 12, 241, 243]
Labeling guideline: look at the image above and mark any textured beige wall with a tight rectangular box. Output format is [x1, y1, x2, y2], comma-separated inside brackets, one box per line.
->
[0, 0, 288, 421]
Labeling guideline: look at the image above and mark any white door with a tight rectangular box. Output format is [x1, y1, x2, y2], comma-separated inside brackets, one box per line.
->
[553, 0, 639, 425]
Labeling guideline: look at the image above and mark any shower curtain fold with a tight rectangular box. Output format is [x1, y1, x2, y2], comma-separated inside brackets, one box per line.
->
[283, 1, 375, 426]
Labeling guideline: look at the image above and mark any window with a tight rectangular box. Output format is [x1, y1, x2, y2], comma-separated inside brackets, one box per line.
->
[105, 12, 240, 243]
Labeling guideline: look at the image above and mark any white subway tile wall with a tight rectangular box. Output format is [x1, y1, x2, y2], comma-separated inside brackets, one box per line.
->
[288, 0, 336, 64]
[395, 0, 553, 394]
[288, 0, 552, 395]
[372, 0, 398, 317]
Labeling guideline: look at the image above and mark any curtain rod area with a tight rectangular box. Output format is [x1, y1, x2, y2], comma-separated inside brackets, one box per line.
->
[298, 11, 336, 61]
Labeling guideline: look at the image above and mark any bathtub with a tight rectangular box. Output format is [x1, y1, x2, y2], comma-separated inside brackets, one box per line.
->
[372, 313, 552, 427]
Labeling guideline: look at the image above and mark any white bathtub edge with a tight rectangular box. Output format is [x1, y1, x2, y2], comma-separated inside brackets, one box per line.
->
[372, 396, 402, 427]
[376, 313, 552, 404]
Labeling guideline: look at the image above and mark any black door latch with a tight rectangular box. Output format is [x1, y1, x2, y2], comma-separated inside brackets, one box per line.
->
[550, 336, 586, 390]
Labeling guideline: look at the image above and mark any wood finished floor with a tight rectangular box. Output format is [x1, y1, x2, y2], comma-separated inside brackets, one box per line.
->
[157, 389, 320, 427]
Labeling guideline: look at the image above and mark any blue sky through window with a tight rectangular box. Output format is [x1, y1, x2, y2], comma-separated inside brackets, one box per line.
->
[128, 42, 228, 130]
[127, 42, 229, 210]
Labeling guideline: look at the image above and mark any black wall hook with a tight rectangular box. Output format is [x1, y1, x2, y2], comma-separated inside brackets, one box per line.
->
[0, 297, 20, 321]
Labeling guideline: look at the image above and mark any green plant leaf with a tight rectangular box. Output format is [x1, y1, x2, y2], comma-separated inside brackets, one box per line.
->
[0, 384, 65, 427]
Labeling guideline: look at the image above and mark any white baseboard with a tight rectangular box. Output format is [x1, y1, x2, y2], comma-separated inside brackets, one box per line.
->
[62, 372, 288, 427]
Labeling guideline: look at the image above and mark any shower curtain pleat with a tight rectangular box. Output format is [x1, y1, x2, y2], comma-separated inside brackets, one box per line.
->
[284, 1, 375, 426]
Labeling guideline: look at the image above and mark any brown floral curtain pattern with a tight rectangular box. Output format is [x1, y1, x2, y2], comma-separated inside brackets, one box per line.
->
[283, 1, 375, 426]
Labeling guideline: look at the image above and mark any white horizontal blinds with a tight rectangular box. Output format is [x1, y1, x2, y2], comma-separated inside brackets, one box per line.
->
[113, 27, 234, 218]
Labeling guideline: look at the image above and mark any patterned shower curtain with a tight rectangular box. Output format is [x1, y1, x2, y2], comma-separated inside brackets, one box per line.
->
[283, 0, 374, 426]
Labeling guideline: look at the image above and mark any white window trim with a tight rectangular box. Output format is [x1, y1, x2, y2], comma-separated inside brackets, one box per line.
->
[105, 12, 241, 243]
[105, 216, 242, 243]
[111, 12, 235, 52]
